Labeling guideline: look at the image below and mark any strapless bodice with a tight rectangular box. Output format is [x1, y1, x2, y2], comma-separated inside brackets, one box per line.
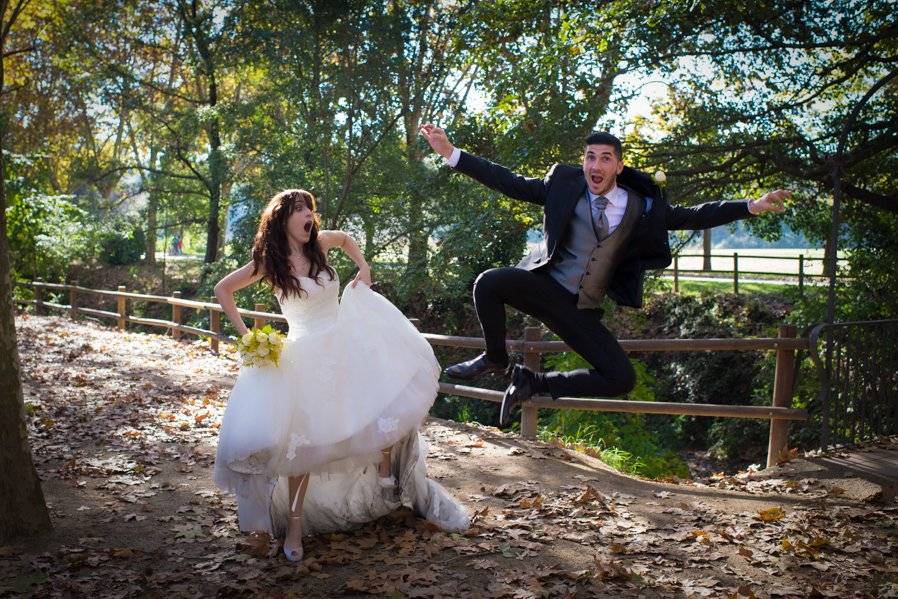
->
[277, 274, 339, 338]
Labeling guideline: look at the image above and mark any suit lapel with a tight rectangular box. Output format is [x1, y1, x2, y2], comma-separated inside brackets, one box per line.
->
[560, 177, 585, 229]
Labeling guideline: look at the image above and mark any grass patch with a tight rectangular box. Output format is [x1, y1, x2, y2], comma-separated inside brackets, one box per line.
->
[538, 424, 690, 480]
[653, 278, 796, 295]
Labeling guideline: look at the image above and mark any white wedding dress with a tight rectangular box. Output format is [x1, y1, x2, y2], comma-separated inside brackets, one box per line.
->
[213, 273, 469, 537]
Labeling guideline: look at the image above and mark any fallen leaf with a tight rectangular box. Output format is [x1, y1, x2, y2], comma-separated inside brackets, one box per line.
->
[756, 507, 786, 522]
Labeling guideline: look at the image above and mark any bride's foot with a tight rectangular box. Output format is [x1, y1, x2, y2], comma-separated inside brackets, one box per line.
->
[283, 515, 304, 562]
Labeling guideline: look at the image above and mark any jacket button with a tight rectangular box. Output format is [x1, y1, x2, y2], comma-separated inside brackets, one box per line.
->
[591, 257, 596, 261]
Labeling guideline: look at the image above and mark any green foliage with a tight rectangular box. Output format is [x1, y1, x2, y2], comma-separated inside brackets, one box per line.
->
[430, 394, 498, 426]
[629, 0, 897, 326]
[96, 223, 146, 265]
[5, 193, 91, 281]
[538, 351, 690, 479]
[641, 292, 785, 460]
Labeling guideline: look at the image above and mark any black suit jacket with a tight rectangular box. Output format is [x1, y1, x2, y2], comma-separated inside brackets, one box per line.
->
[455, 151, 753, 308]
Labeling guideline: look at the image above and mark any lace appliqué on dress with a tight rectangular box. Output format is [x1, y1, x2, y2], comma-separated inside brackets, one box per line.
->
[377, 417, 399, 434]
[285, 433, 311, 460]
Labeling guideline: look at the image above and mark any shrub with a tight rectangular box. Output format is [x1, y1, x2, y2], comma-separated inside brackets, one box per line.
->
[538, 351, 691, 479]
[97, 223, 146, 265]
[6, 193, 91, 281]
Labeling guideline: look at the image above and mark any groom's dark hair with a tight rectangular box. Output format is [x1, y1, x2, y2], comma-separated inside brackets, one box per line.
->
[585, 131, 622, 158]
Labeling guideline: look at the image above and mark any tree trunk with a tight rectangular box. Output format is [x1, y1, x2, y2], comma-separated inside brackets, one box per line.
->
[142, 145, 160, 264]
[823, 227, 835, 272]
[0, 43, 52, 540]
[145, 194, 158, 263]
[403, 122, 428, 283]
[181, 0, 223, 264]
[362, 213, 375, 261]
[203, 124, 222, 263]
[703, 228, 712, 271]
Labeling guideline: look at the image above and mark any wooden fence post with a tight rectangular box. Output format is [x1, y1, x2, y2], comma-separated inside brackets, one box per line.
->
[733, 252, 739, 294]
[798, 255, 805, 298]
[68, 281, 78, 320]
[209, 297, 220, 353]
[35, 281, 45, 315]
[673, 255, 680, 294]
[254, 303, 267, 330]
[117, 286, 127, 331]
[766, 325, 798, 468]
[171, 291, 182, 340]
[519, 327, 542, 439]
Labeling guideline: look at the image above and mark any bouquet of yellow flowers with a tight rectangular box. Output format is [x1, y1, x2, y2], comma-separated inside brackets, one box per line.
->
[235, 325, 285, 368]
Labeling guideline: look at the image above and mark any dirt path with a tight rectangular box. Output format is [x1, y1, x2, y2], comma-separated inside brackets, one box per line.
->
[2, 315, 896, 598]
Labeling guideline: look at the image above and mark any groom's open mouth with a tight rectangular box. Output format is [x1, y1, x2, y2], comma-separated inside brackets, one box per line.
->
[589, 174, 603, 187]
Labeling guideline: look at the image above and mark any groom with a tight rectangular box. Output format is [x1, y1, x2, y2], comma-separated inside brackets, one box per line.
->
[420, 124, 789, 426]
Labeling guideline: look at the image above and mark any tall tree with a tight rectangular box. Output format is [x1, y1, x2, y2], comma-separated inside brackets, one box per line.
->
[627, 0, 897, 317]
[178, 0, 229, 262]
[0, 0, 51, 540]
[633, 0, 897, 214]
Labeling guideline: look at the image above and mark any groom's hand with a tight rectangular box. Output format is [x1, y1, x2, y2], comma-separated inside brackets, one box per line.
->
[749, 189, 791, 215]
[419, 123, 455, 161]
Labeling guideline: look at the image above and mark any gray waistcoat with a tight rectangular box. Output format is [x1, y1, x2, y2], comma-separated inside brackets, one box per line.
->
[547, 187, 643, 309]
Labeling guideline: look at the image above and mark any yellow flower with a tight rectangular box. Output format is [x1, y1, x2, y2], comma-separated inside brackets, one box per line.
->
[255, 344, 270, 357]
[268, 332, 283, 345]
[241, 332, 254, 346]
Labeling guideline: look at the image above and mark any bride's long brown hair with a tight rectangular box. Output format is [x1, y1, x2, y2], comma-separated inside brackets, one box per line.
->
[251, 189, 334, 298]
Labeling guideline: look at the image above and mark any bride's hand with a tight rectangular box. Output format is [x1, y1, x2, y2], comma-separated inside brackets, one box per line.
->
[351, 266, 372, 288]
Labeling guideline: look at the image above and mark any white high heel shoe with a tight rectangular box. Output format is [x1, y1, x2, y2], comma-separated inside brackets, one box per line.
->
[283, 515, 304, 562]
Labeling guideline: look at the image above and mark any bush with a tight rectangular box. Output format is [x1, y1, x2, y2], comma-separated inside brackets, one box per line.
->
[97, 223, 146, 265]
[640, 292, 786, 460]
[537, 352, 691, 479]
[6, 193, 91, 281]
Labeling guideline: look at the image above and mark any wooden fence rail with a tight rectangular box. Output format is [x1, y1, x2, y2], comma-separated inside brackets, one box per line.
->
[14, 280, 807, 469]
[666, 252, 849, 296]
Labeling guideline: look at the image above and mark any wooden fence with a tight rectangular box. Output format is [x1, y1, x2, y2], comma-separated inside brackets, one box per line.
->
[15, 280, 808, 469]
[666, 252, 847, 295]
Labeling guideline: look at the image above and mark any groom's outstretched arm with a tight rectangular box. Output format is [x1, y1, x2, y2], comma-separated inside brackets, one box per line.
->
[665, 190, 790, 230]
[420, 123, 549, 206]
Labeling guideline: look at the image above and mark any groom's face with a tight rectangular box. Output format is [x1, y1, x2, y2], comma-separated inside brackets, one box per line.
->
[583, 144, 624, 196]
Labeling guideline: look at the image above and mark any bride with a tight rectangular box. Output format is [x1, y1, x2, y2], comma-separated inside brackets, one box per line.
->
[212, 188, 469, 562]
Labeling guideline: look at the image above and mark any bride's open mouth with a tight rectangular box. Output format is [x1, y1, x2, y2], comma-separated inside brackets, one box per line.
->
[303, 222, 312, 233]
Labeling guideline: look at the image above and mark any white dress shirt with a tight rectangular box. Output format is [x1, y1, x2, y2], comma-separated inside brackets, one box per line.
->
[587, 184, 628, 234]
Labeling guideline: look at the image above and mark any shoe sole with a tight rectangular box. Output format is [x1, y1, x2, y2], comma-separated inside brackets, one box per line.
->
[444, 365, 512, 380]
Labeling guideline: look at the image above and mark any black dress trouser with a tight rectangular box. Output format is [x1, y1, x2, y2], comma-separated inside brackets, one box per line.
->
[473, 267, 636, 399]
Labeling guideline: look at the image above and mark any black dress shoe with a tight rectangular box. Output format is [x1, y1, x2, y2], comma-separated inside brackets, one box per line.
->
[499, 365, 537, 427]
[444, 353, 509, 380]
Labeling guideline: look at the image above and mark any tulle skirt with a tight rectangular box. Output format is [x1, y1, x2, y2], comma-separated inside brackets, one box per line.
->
[213, 283, 469, 534]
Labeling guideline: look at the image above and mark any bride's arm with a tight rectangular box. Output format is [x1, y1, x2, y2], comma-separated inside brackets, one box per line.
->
[319, 230, 371, 288]
[213, 261, 265, 336]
